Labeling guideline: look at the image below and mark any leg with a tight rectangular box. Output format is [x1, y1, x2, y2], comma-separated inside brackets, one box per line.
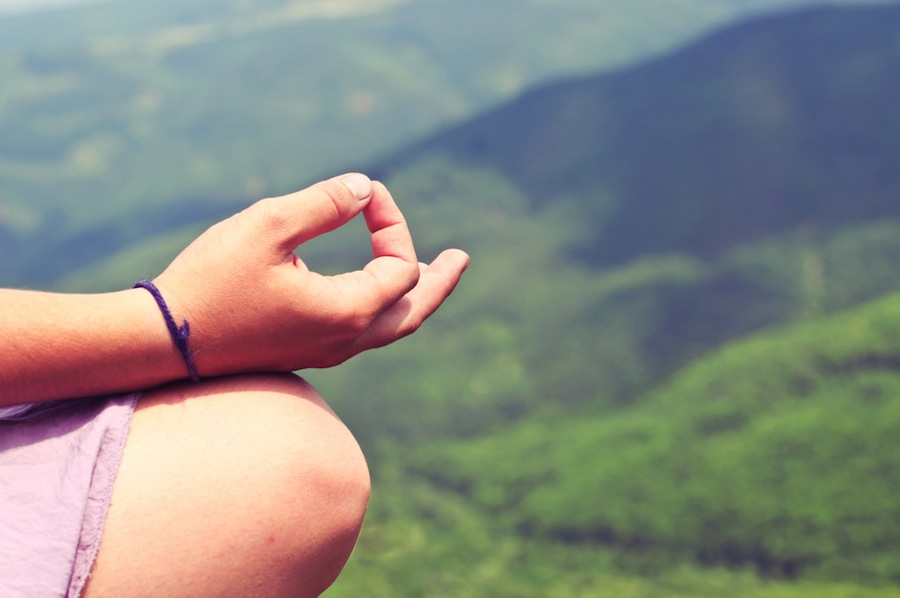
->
[82, 373, 370, 598]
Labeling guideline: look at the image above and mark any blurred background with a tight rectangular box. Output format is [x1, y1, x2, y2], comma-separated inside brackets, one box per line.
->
[2, 0, 900, 595]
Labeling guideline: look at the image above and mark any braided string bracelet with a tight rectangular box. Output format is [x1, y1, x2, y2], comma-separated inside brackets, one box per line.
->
[133, 280, 201, 383]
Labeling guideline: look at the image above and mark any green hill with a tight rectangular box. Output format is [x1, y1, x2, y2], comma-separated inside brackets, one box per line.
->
[305, 4, 900, 444]
[387, 3, 900, 266]
[325, 292, 900, 596]
[2, 0, 896, 287]
[409, 292, 900, 582]
[0, 0, 732, 286]
[316, 7, 900, 593]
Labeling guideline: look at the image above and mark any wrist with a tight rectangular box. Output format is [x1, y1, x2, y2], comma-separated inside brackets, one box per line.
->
[0, 288, 190, 404]
[133, 280, 201, 383]
[96, 288, 193, 389]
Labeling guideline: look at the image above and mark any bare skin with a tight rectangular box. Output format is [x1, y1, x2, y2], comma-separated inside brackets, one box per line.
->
[82, 374, 371, 598]
[0, 174, 469, 596]
[0, 173, 468, 404]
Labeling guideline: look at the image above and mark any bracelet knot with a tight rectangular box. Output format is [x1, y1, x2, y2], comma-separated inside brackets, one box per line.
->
[133, 280, 201, 383]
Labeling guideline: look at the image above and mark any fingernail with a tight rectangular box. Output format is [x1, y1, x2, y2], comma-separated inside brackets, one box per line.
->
[341, 173, 373, 201]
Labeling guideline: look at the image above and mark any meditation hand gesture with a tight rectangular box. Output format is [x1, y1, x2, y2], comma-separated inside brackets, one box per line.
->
[152, 173, 469, 376]
[0, 174, 468, 404]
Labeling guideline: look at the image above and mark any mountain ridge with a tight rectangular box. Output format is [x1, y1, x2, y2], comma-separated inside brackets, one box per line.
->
[5, 1, 900, 289]
[380, 3, 900, 267]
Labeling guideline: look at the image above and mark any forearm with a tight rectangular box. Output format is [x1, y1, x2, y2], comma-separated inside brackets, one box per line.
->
[0, 175, 467, 406]
[0, 288, 187, 406]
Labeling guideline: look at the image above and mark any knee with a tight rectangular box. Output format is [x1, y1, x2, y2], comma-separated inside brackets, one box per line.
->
[114, 373, 371, 595]
[225, 373, 372, 584]
[237, 374, 372, 592]
[301, 438, 371, 594]
[253, 373, 372, 526]
[278, 374, 372, 555]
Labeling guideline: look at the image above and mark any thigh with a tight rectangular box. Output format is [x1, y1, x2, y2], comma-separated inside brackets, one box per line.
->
[82, 373, 370, 598]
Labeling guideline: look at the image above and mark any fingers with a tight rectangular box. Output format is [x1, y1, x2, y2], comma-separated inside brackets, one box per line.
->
[261, 176, 466, 358]
[361, 180, 421, 290]
[363, 181, 417, 262]
[261, 173, 374, 252]
[352, 248, 470, 353]
[326, 181, 422, 307]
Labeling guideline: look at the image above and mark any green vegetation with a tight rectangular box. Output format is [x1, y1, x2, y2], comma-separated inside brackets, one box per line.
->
[0, 0, 734, 286]
[1, 0, 891, 287]
[405, 295, 900, 583]
[333, 451, 900, 596]
[397, 4, 900, 268]
[321, 7, 900, 593]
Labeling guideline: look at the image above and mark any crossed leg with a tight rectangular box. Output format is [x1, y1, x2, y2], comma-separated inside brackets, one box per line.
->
[82, 373, 370, 598]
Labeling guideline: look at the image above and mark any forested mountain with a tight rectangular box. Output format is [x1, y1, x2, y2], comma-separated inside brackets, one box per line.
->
[315, 5, 900, 594]
[1, 0, 896, 287]
[389, 3, 900, 266]
[319, 2, 900, 435]
[332, 294, 900, 594]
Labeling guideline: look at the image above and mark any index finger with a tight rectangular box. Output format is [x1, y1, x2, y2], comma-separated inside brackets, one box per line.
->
[361, 181, 420, 293]
[363, 181, 418, 262]
[327, 181, 420, 310]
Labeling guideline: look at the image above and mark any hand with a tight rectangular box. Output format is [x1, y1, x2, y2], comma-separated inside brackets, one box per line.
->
[152, 173, 469, 376]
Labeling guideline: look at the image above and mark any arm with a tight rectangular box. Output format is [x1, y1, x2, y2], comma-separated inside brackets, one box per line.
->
[0, 174, 469, 406]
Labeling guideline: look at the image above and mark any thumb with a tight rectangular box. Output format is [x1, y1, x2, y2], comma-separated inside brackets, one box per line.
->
[260, 173, 374, 252]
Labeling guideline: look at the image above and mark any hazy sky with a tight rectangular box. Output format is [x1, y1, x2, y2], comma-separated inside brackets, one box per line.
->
[0, 0, 101, 14]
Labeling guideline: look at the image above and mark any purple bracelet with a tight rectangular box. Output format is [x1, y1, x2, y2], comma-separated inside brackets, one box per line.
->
[133, 280, 201, 383]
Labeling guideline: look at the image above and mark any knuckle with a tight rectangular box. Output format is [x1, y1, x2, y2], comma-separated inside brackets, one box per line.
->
[253, 196, 291, 232]
[399, 312, 425, 338]
[334, 300, 375, 338]
[401, 262, 421, 293]
[315, 181, 354, 222]
[346, 316, 371, 338]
